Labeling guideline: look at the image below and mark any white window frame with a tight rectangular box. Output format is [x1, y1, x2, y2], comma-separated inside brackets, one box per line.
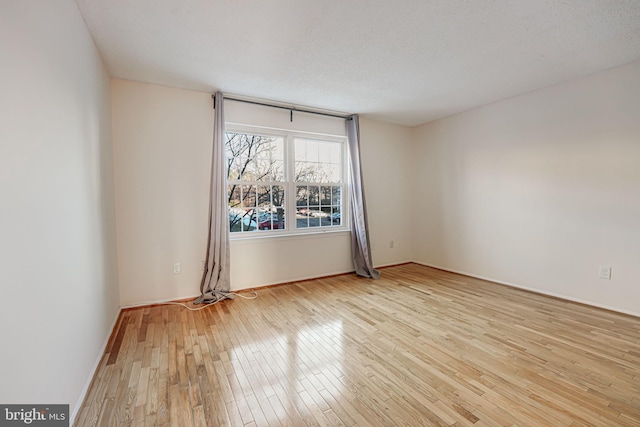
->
[226, 123, 350, 239]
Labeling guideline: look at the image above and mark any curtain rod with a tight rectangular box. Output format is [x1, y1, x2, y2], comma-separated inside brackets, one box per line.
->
[212, 94, 352, 121]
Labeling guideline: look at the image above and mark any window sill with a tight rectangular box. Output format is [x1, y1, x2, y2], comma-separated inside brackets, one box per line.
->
[229, 228, 350, 243]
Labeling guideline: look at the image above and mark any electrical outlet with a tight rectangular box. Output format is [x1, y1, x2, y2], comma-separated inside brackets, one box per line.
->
[201, 260, 206, 271]
[598, 266, 611, 280]
[173, 263, 181, 274]
[389, 240, 394, 249]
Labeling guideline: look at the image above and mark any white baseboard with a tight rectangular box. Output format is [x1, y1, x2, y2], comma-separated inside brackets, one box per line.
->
[120, 269, 358, 309]
[411, 260, 640, 319]
[233, 268, 357, 291]
[376, 260, 413, 269]
[71, 307, 122, 426]
[121, 293, 201, 309]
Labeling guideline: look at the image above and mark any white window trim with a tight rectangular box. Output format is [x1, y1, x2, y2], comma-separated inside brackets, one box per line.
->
[225, 123, 350, 240]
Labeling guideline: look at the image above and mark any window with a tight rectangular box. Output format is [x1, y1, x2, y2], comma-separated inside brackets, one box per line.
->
[226, 127, 347, 236]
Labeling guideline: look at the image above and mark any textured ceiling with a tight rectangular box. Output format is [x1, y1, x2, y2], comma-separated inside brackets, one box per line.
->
[75, 0, 640, 126]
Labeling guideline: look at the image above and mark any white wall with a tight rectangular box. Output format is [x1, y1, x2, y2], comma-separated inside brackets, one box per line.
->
[113, 82, 368, 305]
[360, 118, 413, 266]
[412, 60, 640, 316]
[111, 81, 414, 305]
[0, 0, 120, 419]
[111, 80, 213, 305]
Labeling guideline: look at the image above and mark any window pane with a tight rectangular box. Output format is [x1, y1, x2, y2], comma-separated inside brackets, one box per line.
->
[257, 185, 272, 208]
[295, 139, 306, 162]
[257, 186, 285, 219]
[308, 207, 321, 227]
[241, 210, 256, 232]
[227, 157, 241, 180]
[320, 186, 332, 205]
[315, 163, 332, 183]
[306, 140, 319, 162]
[274, 207, 285, 230]
[329, 143, 341, 164]
[272, 185, 285, 207]
[331, 207, 341, 225]
[332, 187, 341, 205]
[294, 139, 341, 185]
[229, 131, 344, 235]
[228, 185, 241, 209]
[269, 160, 285, 181]
[308, 186, 319, 205]
[297, 216, 309, 228]
[293, 184, 342, 229]
[229, 208, 256, 233]
[295, 161, 310, 182]
[225, 133, 243, 158]
[229, 207, 242, 233]
[296, 186, 308, 207]
[241, 185, 256, 209]
[225, 133, 284, 182]
[258, 210, 285, 230]
[319, 144, 331, 163]
[326, 164, 340, 182]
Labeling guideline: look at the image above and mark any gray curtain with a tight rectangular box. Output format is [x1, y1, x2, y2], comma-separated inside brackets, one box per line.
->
[346, 115, 380, 279]
[195, 91, 233, 304]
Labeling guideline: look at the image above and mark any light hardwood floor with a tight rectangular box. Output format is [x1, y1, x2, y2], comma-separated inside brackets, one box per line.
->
[76, 263, 640, 426]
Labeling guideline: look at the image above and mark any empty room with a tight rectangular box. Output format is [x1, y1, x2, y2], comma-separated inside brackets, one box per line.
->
[1, 0, 639, 426]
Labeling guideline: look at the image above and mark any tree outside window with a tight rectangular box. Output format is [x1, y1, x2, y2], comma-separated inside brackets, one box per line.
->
[225, 130, 345, 235]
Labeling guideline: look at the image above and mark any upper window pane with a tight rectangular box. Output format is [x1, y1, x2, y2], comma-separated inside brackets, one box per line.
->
[225, 132, 284, 182]
[294, 138, 342, 183]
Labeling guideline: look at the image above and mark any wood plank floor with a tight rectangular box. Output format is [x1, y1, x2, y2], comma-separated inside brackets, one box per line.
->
[75, 263, 640, 426]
